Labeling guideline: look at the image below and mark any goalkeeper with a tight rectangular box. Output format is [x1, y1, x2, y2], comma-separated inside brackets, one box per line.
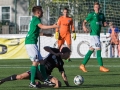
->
[80, 2, 109, 72]
[55, 8, 76, 61]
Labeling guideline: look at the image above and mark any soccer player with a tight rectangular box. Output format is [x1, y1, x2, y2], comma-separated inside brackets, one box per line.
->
[107, 22, 119, 58]
[0, 46, 71, 88]
[55, 7, 76, 61]
[25, 6, 59, 88]
[43, 46, 70, 87]
[0, 70, 61, 88]
[79, 2, 109, 72]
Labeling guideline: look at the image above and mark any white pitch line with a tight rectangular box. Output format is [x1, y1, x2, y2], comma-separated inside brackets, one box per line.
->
[0, 65, 120, 68]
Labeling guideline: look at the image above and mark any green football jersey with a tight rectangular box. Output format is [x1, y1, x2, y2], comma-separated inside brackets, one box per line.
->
[25, 16, 41, 44]
[85, 12, 106, 36]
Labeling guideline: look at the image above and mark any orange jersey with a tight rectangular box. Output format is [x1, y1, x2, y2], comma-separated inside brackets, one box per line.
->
[56, 16, 75, 37]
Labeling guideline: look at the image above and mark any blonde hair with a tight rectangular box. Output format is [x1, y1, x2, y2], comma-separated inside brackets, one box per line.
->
[109, 22, 114, 26]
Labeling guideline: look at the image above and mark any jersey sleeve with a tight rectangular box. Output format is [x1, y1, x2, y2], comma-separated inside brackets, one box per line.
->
[58, 64, 64, 72]
[50, 48, 60, 53]
[85, 13, 93, 22]
[34, 18, 41, 26]
[56, 17, 61, 32]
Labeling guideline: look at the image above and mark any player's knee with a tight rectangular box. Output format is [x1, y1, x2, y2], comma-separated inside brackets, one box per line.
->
[89, 47, 95, 51]
[16, 75, 24, 80]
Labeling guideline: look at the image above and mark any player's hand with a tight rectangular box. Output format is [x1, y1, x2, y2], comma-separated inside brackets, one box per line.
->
[83, 26, 89, 33]
[53, 24, 59, 28]
[72, 33, 76, 40]
[55, 32, 59, 40]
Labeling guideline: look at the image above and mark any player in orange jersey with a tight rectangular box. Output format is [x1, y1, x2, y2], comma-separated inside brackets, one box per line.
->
[55, 8, 76, 61]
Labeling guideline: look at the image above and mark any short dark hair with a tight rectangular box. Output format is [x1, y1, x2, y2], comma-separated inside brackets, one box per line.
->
[63, 7, 69, 12]
[61, 47, 71, 53]
[32, 6, 42, 13]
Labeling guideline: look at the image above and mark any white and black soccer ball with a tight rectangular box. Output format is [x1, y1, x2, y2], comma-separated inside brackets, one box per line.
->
[74, 75, 84, 85]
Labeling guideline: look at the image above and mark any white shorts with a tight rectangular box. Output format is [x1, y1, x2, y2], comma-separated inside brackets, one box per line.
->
[25, 44, 43, 61]
[90, 36, 101, 49]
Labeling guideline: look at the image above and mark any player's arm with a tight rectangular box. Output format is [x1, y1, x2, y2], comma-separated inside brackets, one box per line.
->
[82, 13, 92, 33]
[44, 46, 61, 56]
[34, 18, 58, 30]
[83, 20, 89, 33]
[60, 71, 70, 87]
[55, 18, 61, 32]
[71, 18, 75, 32]
[71, 18, 76, 40]
[38, 23, 58, 29]
[55, 18, 61, 40]
[102, 14, 108, 27]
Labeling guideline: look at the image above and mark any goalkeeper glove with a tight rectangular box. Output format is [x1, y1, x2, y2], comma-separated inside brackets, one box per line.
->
[72, 32, 76, 40]
[55, 32, 59, 40]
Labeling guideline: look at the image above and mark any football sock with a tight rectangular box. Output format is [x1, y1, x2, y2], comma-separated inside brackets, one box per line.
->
[82, 50, 93, 65]
[36, 70, 44, 82]
[97, 50, 103, 66]
[0, 74, 17, 82]
[40, 65, 48, 80]
[30, 66, 37, 84]
[37, 64, 40, 71]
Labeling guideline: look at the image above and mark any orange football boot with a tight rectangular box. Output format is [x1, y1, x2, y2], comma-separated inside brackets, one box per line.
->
[100, 66, 109, 72]
[79, 64, 87, 72]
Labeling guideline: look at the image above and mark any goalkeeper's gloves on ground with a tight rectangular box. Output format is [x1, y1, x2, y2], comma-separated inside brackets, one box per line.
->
[72, 32, 76, 40]
[55, 32, 59, 40]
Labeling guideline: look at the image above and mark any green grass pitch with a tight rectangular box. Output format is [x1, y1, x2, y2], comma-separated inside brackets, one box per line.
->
[0, 58, 120, 90]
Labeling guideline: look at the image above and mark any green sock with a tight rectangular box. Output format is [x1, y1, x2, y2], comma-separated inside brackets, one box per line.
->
[37, 64, 40, 71]
[97, 50, 103, 66]
[30, 66, 37, 84]
[82, 50, 93, 65]
[40, 65, 47, 80]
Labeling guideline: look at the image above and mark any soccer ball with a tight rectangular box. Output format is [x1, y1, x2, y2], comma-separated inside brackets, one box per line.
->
[74, 75, 84, 85]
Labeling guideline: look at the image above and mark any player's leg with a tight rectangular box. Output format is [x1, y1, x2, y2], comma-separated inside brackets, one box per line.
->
[0, 75, 17, 85]
[118, 40, 120, 57]
[25, 44, 40, 88]
[114, 44, 118, 57]
[65, 34, 72, 62]
[0, 72, 29, 85]
[93, 36, 109, 72]
[97, 48, 109, 72]
[65, 34, 71, 49]
[58, 36, 65, 49]
[111, 44, 114, 57]
[16, 72, 30, 80]
[37, 50, 55, 86]
[117, 43, 120, 57]
[80, 36, 95, 72]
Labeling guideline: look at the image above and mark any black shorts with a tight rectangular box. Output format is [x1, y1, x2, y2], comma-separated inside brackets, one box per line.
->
[26, 70, 44, 82]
